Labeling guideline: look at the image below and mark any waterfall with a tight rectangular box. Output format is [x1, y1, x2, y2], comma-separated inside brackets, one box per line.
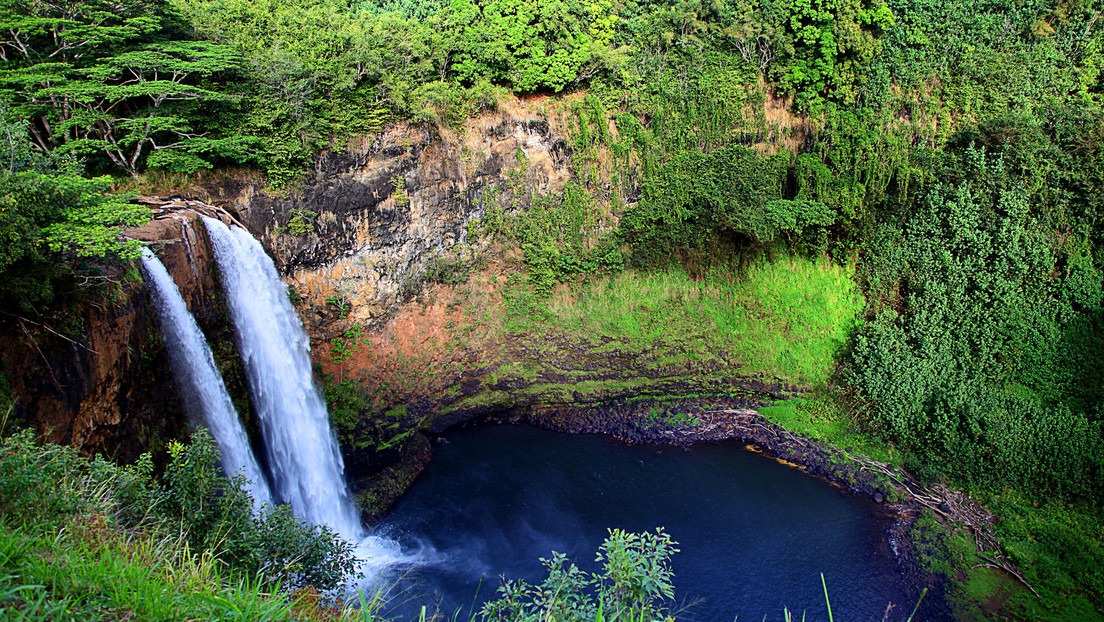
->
[140, 248, 274, 508]
[201, 216, 415, 583]
[201, 216, 362, 535]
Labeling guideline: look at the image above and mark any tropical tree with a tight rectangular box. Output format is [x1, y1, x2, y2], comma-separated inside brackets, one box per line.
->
[447, 0, 619, 92]
[0, 0, 249, 175]
[0, 110, 149, 310]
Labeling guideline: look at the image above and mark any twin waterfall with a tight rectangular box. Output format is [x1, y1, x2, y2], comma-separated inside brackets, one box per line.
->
[141, 216, 408, 586]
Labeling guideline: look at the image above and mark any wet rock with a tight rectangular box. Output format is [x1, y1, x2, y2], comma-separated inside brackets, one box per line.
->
[459, 378, 482, 396]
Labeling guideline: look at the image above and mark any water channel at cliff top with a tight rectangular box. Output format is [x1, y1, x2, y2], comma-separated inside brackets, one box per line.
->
[374, 423, 925, 621]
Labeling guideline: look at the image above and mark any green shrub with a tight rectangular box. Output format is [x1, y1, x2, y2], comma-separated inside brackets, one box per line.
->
[480, 528, 678, 622]
[0, 428, 357, 595]
[620, 146, 793, 264]
[849, 148, 1104, 500]
[162, 429, 358, 593]
[0, 429, 159, 530]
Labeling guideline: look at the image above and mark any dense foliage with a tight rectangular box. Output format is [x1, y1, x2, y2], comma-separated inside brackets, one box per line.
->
[0, 426, 690, 621]
[0, 113, 151, 310]
[851, 148, 1104, 498]
[0, 0, 254, 176]
[4, 0, 1104, 617]
[0, 428, 357, 596]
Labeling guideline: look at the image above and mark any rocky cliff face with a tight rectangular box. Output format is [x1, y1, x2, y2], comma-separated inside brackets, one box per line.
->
[197, 97, 569, 333]
[0, 93, 571, 473]
[160, 97, 797, 519]
[0, 277, 171, 461]
[0, 207, 246, 462]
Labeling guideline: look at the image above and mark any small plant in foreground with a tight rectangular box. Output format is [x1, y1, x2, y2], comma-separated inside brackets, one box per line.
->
[480, 528, 678, 622]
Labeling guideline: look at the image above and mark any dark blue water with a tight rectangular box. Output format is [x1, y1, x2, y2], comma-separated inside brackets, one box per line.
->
[375, 424, 917, 621]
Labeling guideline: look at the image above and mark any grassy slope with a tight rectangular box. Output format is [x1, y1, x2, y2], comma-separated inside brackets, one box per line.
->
[0, 521, 305, 621]
[0, 431, 364, 622]
[534, 256, 865, 388]
[334, 254, 866, 423]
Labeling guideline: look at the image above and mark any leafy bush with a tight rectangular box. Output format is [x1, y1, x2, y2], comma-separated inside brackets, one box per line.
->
[162, 429, 358, 593]
[620, 146, 838, 264]
[480, 528, 678, 622]
[502, 181, 624, 298]
[0, 429, 157, 530]
[849, 148, 1104, 499]
[0, 428, 358, 594]
[446, 0, 618, 92]
[772, 0, 895, 110]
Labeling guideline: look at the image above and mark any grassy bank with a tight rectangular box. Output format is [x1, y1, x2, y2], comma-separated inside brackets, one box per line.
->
[534, 256, 864, 388]
[0, 428, 691, 622]
[0, 524, 303, 620]
[0, 429, 360, 621]
[327, 255, 864, 432]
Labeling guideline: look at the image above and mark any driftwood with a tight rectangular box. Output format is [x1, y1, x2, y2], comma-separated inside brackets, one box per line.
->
[846, 453, 1040, 598]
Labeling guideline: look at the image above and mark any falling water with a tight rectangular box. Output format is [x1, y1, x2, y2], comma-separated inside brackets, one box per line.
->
[140, 248, 274, 508]
[202, 216, 361, 533]
[202, 216, 412, 581]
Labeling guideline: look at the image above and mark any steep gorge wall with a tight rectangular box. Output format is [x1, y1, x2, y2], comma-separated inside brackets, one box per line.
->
[197, 97, 570, 335]
[0, 97, 573, 465]
[162, 99, 801, 518]
[0, 208, 246, 462]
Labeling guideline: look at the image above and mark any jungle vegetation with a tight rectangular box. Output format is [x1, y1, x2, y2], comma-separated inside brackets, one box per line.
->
[3, 0, 1104, 618]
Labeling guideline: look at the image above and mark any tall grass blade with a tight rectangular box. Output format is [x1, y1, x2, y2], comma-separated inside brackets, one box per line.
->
[905, 588, 928, 622]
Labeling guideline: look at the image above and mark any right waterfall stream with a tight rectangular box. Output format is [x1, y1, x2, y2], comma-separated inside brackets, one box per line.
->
[202, 216, 419, 585]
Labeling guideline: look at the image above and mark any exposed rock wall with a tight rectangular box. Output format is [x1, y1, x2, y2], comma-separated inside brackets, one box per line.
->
[0, 209, 242, 461]
[0, 277, 170, 461]
[196, 97, 570, 333]
[0, 92, 570, 464]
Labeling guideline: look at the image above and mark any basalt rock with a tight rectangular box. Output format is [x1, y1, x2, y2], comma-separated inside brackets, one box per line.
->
[192, 99, 570, 334]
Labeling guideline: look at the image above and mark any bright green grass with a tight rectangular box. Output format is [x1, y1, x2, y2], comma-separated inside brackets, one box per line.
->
[0, 429, 379, 622]
[0, 522, 304, 621]
[911, 495, 1104, 622]
[543, 256, 865, 387]
[758, 397, 898, 464]
[986, 493, 1104, 621]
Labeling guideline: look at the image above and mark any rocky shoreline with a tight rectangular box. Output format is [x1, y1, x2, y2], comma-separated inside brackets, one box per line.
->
[489, 397, 894, 501]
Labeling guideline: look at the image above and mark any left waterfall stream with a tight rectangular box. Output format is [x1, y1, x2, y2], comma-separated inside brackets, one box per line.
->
[140, 247, 274, 509]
